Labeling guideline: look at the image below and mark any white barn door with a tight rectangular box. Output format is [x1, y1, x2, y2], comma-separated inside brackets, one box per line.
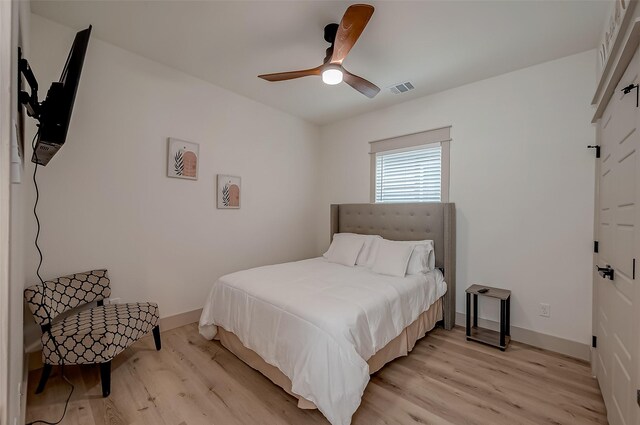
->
[594, 46, 640, 425]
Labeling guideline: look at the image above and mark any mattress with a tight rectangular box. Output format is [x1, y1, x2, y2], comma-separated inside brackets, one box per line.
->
[215, 298, 442, 410]
[199, 257, 447, 425]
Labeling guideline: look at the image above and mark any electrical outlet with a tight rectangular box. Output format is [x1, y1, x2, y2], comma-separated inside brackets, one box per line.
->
[17, 382, 22, 396]
[539, 303, 551, 317]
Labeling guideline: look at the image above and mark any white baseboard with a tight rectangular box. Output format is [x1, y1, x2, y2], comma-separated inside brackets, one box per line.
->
[456, 312, 590, 361]
[28, 308, 203, 372]
[20, 354, 28, 425]
[159, 308, 202, 332]
[28, 309, 589, 370]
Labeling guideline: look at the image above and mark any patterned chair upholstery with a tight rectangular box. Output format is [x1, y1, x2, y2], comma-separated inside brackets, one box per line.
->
[24, 269, 161, 397]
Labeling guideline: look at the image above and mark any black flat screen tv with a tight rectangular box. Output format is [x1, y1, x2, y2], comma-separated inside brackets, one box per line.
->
[31, 25, 92, 166]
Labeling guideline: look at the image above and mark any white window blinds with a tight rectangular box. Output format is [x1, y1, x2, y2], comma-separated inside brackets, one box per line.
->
[375, 144, 442, 203]
[369, 126, 450, 203]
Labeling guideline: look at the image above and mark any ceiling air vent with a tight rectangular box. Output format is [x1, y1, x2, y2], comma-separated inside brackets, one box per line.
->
[388, 82, 414, 94]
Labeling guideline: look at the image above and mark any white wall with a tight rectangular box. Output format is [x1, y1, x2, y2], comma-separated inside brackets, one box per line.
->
[318, 50, 597, 345]
[2, 2, 16, 424]
[8, 2, 30, 425]
[24, 15, 320, 329]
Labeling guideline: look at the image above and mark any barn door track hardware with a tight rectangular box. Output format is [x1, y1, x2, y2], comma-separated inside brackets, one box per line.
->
[587, 145, 601, 158]
[621, 83, 639, 107]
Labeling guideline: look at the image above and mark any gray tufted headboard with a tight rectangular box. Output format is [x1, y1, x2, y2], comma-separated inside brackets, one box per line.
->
[330, 203, 456, 330]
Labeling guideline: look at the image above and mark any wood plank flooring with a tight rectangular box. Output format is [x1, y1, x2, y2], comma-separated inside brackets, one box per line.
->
[26, 324, 608, 425]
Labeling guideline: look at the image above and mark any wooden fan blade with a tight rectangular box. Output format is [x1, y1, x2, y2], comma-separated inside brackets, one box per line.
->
[258, 66, 322, 82]
[330, 4, 374, 65]
[343, 69, 380, 98]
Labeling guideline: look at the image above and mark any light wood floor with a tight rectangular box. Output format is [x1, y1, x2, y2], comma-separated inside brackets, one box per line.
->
[26, 323, 608, 425]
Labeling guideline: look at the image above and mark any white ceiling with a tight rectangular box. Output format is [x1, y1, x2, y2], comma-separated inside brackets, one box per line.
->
[31, 1, 610, 125]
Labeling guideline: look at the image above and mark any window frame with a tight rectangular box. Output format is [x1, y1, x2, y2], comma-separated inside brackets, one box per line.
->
[369, 127, 451, 203]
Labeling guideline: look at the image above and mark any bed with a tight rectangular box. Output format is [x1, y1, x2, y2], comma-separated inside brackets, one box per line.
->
[199, 203, 456, 425]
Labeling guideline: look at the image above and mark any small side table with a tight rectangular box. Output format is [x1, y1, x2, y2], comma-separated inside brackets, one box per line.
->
[465, 284, 511, 351]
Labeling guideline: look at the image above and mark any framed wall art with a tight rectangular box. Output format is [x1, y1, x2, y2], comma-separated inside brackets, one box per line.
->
[167, 138, 199, 180]
[217, 175, 241, 209]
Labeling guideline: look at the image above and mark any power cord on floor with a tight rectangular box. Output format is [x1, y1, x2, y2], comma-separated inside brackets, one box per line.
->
[27, 131, 75, 425]
[26, 372, 74, 425]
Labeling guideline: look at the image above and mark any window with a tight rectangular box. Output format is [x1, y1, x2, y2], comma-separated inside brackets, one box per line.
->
[375, 144, 442, 202]
[370, 127, 450, 203]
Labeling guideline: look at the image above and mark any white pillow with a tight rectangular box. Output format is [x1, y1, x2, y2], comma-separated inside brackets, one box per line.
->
[324, 233, 381, 266]
[357, 234, 382, 267]
[371, 239, 414, 277]
[369, 239, 435, 274]
[366, 237, 381, 268]
[325, 236, 365, 267]
[323, 233, 350, 258]
[403, 240, 435, 275]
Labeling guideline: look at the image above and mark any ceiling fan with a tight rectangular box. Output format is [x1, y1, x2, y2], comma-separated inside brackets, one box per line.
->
[258, 4, 380, 98]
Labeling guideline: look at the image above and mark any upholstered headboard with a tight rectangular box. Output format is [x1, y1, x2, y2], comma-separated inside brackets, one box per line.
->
[330, 203, 456, 330]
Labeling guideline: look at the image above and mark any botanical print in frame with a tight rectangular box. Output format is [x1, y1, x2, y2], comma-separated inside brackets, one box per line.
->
[217, 175, 241, 209]
[167, 138, 199, 180]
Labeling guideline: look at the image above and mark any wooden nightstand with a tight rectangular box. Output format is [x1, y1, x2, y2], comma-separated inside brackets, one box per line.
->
[465, 284, 511, 351]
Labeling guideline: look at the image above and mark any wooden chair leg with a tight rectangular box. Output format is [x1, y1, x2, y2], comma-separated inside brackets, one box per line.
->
[35, 364, 52, 394]
[100, 361, 111, 397]
[152, 325, 161, 351]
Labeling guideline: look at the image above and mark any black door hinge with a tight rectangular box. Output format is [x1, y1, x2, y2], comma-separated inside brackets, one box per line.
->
[594, 241, 599, 253]
[633, 258, 636, 280]
[587, 145, 601, 158]
[637, 389, 639, 407]
[622, 83, 639, 107]
[592, 335, 597, 348]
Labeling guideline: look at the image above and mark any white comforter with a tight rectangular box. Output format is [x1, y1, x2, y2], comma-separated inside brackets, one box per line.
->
[199, 257, 447, 425]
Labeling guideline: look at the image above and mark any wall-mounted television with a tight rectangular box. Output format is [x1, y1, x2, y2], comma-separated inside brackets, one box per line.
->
[19, 25, 92, 166]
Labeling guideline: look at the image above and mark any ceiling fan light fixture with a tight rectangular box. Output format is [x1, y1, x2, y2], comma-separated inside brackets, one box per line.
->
[258, 4, 379, 97]
[322, 67, 343, 85]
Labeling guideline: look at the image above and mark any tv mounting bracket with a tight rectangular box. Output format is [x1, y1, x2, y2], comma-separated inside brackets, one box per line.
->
[18, 47, 42, 120]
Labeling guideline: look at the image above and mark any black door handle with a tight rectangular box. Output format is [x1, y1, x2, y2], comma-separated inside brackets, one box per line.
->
[596, 265, 614, 280]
